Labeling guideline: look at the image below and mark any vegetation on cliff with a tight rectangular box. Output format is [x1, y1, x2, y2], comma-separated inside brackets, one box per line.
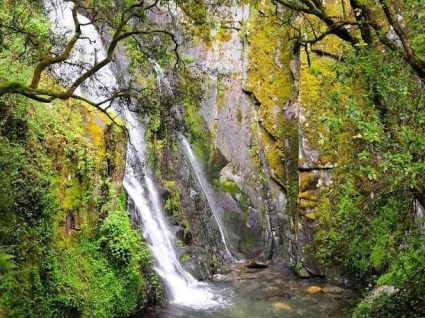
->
[0, 95, 161, 317]
[272, 0, 425, 316]
[0, 1, 164, 317]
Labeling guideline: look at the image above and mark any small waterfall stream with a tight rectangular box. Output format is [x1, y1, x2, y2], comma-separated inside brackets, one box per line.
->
[152, 60, 237, 262]
[43, 0, 225, 309]
[180, 137, 237, 262]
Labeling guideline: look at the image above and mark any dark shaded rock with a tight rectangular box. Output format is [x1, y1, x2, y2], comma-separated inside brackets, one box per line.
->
[183, 231, 192, 245]
[247, 260, 269, 269]
[159, 187, 173, 200]
[175, 225, 185, 241]
[295, 265, 312, 278]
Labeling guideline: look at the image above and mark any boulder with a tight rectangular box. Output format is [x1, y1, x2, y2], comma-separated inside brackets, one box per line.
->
[295, 266, 312, 278]
[367, 285, 397, 303]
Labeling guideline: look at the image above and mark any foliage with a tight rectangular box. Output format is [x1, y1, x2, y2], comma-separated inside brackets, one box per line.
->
[310, 41, 424, 316]
[0, 250, 16, 274]
[99, 208, 149, 267]
[0, 0, 49, 86]
[0, 91, 160, 317]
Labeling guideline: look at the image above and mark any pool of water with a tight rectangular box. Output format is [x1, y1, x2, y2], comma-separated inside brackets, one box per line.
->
[144, 263, 356, 318]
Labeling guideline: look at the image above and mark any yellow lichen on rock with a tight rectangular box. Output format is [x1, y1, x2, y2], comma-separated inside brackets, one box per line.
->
[298, 190, 318, 207]
[245, 1, 296, 183]
[261, 127, 286, 184]
[299, 171, 319, 192]
[305, 212, 316, 221]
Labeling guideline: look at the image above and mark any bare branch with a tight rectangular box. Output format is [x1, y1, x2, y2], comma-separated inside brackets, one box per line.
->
[378, 0, 425, 79]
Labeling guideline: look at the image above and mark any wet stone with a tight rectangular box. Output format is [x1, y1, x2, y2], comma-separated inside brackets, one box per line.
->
[322, 286, 346, 294]
[272, 301, 293, 311]
[307, 286, 322, 294]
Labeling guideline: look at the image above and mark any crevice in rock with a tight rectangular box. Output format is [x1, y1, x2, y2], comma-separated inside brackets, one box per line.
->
[242, 88, 261, 106]
[269, 172, 288, 195]
[259, 124, 278, 142]
[298, 166, 334, 172]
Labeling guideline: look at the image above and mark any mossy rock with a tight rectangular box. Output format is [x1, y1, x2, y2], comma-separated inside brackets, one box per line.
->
[298, 191, 318, 209]
[299, 172, 319, 192]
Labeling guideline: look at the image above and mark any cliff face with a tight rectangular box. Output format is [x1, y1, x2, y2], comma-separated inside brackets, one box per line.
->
[163, 0, 345, 277]
[143, 4, 290, 273]
[168, 1, 307, 269]
[79, 0, 341, 281]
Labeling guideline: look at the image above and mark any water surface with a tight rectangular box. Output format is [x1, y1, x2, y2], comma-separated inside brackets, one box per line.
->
[145, 263, 356, 318]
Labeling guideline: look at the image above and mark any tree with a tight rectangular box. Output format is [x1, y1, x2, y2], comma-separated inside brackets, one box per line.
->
[272, 0, 425, 203]
[0, 0, 181, 124]
[273, 0, 425, 80]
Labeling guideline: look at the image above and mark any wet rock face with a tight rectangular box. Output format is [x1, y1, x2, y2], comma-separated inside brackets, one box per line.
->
[148, 2, 337, 275]
[156, 143, 233, 278]
[181, 3, 293, 262]
[296, 169, 333, 276]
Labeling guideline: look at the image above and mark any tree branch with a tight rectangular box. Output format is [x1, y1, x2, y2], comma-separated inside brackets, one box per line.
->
[30, 0, 82, 89]
[378, 0, 425, 79]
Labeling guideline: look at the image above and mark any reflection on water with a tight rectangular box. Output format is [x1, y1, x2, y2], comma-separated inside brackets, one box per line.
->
[143, 263, 356, 318]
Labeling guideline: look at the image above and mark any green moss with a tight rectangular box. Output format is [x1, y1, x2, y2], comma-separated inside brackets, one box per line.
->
[261, 128, 286, 184]
[184, 97, 211, 163]
[213, 178, 251, 218]
[84, 109, 108, 160]
[182, 79, 228, 180]
[63, 176, 81, 211]
[216, 27, 232, 42]
[161, 180, 191, 235]
[298, 191, 317, 202]
[298, 34, 360, 167]
[298, 199, 317, 209]
[238, 193, 250, 219]
[213, 179, 241, 196]
[180, 252, 191, 262]
[243, 237, 260, 250]
[314, 193, 331, 224]
[216, 78, 226, 112]
[305, 212, 316, 220]
[164, 191, 181, 217]
[298, 188, 318, 209]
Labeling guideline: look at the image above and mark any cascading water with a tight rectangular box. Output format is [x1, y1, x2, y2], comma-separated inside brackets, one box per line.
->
[180, 137, 237, 262]
[43, 0, 226, 309]
[123, 117, 222, 308]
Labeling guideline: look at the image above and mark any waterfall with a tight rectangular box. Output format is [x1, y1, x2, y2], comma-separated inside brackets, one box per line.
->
[180, 137, 237, 262]
[44, 0, 225, 309]
[123, 118, 221, 308]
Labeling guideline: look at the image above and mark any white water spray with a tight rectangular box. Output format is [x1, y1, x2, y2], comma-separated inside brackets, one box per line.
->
[44, 0, 225, 309]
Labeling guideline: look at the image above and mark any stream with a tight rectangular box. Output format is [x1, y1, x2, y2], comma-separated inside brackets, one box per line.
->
[144, 262, 356, 318]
